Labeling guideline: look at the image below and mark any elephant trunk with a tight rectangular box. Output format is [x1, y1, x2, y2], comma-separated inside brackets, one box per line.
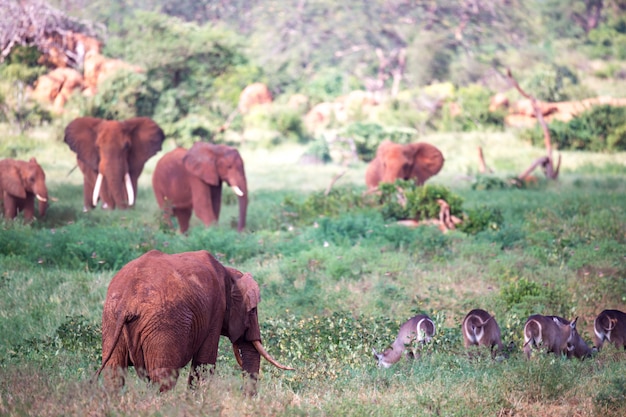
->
[238, 341, 261, 396]
[93, 172, 135, 208]
[237, 193, 248, 232]
[34, 187, 48, 218]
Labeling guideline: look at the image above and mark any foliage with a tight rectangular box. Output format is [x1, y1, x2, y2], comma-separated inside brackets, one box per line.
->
[0, 63, 50, 132]
[521, 63, 581, 102]
[497, 277, 572, 323]
[458, 205, 504, 235]
[437, 84, 505, 132]
[243, 105, 311, 145]
[88, 11, 253, 139]
[339, 122, 418, 162]
[378, 180, 464, 222]
[587, 14, 626, 60]
[8, 315, 101, 365]
[519, 105, 626, 152]
[594, 376, 626, 417]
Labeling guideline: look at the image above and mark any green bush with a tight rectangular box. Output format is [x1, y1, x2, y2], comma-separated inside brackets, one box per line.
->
[497, 277, 572, 322]
[594, 376, 626, 417]
[458, 206, 504, 235]
[339, 122, 417, 162]
[521, 64, 579, 102]
[378, 180, 464, 222]
[518, 105, 626, 152]
[437, 84, 505, 132]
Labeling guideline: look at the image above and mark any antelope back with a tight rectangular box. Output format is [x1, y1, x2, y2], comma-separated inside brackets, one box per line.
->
[462, 309, 502, 349]
[397, 314, 435, 344]
[523, 314, 577, 358]
[594, 309, 626, 350]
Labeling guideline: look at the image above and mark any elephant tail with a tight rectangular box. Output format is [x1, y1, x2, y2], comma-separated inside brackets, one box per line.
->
[92, 311, 131, 382]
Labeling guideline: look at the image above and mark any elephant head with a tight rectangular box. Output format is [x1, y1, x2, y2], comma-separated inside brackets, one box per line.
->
[182, 142, 248, 232]
[224, 267, 293, 390]
[64, 117, 165, 210]
[0, 158, 48, 220]
[365, 140, 444, 190]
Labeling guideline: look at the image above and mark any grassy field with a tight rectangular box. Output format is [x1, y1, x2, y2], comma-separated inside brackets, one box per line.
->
[1, 124, 626, 416]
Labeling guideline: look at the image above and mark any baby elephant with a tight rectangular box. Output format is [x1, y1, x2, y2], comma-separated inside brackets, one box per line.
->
[523, 314, 578, 359]
[594, 309, 626, 351]
[462, 309, 504, 358]
[373, 314, 435, 368]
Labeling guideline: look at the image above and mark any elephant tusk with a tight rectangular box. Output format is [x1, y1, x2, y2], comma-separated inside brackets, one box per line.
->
[92, 173, 103, 207]
[124, 173, 135, 206]
[36, 194, 48, 203]
[231, 185, 244, 197]
[252, 340, 295, 371]
[232, 343, 244, 368]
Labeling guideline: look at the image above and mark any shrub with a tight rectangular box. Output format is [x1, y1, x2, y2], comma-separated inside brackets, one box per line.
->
[339, 122, 417, 162]
[594, 376, 626, 417]
[521, 64, 579, 102]
[378, 180, 464, 222]
[458, 206, 504, 235]
[437, 84, 505, 132]
[518, 105, 626, 152]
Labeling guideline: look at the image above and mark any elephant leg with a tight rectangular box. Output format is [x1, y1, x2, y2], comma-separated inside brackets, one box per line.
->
[3, 195, 17, 219]
[188, 332, 221, 389]
[148, 367, 180, 393]
[173, 207, 192, 234]
[210, 185, 222, 222]
[21, 195, 35, 221]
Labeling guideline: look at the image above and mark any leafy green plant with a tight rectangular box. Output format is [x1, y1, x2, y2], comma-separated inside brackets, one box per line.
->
[458, 206, 503, 235]
[338, 122, 417, 162]
[518, 105, 626, 152]
[378, 180, 464, 222]
[595, 376, 626, 417]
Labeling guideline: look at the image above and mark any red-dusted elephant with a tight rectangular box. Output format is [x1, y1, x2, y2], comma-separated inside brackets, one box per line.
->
[95, 250, 293, 394]
[152, 142, 248, 233]
[365, 140, 445, 190]
[0, 158, 48, 221]
[64, 117, 165, 211]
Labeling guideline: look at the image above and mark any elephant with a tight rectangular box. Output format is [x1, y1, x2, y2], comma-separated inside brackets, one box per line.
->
[64, 116, 165, 211]
[152, 142, 248, 233]
[0, 157, 48, 221]
[365, 140, 444, 190]
[95, 249, 293, 394]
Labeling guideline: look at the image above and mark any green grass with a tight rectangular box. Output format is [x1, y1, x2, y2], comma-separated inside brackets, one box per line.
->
[1, 125, 626, 416]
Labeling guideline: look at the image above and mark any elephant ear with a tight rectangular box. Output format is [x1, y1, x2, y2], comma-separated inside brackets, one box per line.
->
[123, 117, 165, 175]
[183, 142, 220, 186]
[408, 142, 445, 185]
[1, 162, 27, 199]
[64, 117, 103, 171]
[227, 270, 260, 343]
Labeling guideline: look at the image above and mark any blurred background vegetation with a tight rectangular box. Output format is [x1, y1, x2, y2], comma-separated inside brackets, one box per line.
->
[1, 1, 626, 416]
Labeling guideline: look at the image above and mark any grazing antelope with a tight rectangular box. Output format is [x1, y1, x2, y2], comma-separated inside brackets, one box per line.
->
[372, 314, 435, 368]
[548, 316, 593, 359]
[462, 309, 504, 358]
[594, 309, 626, 350]
[523, 314, 578, 359]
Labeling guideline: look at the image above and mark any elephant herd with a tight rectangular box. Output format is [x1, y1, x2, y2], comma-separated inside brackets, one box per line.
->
[0, 116, 250, 233]
[1, 115, 446, 231]
[373, 308, 626, 368]
[1, 115, 448, 394]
